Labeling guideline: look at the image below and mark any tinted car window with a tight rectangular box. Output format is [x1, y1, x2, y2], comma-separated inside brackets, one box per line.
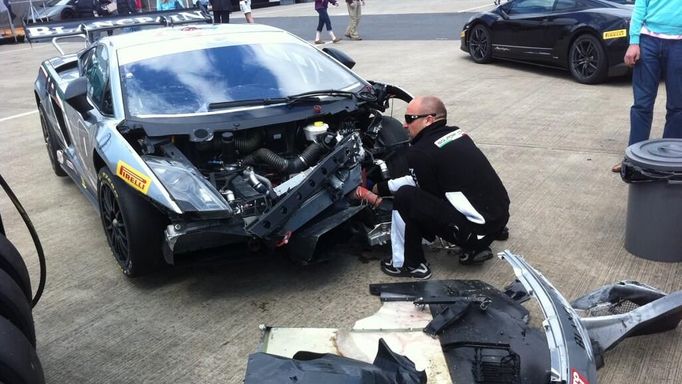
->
[83, 45, 112, 115]
[508, 0, 555, 14]
[554, 0, 576, 10]
[120, 43, 366, 116]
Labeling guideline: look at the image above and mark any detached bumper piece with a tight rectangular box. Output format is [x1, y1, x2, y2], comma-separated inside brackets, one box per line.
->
[244, 339, 426, 384]
[246, 251, 682, 383]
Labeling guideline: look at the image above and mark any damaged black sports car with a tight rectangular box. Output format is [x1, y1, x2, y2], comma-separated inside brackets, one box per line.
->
[30, 12, 411, 276]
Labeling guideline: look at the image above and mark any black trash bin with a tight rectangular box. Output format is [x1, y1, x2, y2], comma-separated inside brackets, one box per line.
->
[621, 138, 682, 262]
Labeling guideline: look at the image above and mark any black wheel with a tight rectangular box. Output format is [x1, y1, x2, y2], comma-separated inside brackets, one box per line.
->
[0, 269, 36, 347]
[0, 234, 32, 302]
[97, 167, 167, 277]
[0, 316, 44, 384]
[468, 24, 493, 64]
[377, 116, 409, 178]
[60, 8, 75, 19]
[38, 107, 67, 177]
[568, 34, 608, 84]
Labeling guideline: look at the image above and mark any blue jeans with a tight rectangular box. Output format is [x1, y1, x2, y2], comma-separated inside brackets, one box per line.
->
[316, 8, 332, 31]
[629, 34, 682, 145]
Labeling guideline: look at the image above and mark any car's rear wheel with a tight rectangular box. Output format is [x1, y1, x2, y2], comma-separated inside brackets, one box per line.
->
[97, 167, 166, 277]
[569, 34, 608, 84]
[60, 8, 75, 19]
[38, 107, 67, 177]
[468, 24, 493, 64]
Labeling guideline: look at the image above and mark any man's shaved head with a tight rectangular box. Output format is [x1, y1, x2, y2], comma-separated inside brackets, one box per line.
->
[417, 96, 447, 121]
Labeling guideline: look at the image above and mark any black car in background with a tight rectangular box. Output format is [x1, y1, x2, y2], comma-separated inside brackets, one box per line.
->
[461, 0, 633, 84]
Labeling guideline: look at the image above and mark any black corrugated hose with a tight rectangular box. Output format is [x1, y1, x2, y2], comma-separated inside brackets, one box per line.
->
[243, 142, 327, 174]
[0, 173, 46, 308]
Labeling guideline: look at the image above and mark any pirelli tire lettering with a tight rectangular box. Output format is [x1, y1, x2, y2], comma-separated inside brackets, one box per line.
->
[602, 29, 627, 40]
[116, 161, 151, 195]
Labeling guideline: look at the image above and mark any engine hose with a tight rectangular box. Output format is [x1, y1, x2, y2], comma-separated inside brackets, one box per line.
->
[243, 142, 327, 174]
[234, 130, 262, 155]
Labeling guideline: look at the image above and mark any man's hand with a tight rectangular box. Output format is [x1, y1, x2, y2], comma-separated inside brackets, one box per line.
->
[624, 44, 640, 67]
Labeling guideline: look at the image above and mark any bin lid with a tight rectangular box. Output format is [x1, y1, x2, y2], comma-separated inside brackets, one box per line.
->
[625, 139, 682, 172]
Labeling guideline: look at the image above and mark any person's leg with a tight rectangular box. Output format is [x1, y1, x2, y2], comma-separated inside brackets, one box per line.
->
[345, 3, 353, 37]
[629, 35, 663, 146]
[213, 10, 220, 23]
[354, 2, 361, 38]
[348, 4, 359, 38]
[225, 10, 230, 23]
[662, 39, 682, 139]
[392, 186, 457, 267]
[315, 9, 324, 42]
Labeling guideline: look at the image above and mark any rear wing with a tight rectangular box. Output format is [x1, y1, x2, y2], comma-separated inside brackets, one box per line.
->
[24, 9, 212, 44]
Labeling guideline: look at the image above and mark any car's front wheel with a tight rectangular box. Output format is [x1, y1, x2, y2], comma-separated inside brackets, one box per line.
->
[97, 167, 166, 277]
[468, 24, 493, 64]
[568, 34, 608, 84]
[38, 107, 67, 177]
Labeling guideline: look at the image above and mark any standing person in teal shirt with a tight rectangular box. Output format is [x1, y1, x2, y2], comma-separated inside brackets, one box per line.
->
[614, 0, 682, 172]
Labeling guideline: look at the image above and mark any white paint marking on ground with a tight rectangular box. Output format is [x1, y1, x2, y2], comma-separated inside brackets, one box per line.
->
[457, 3, 496, 13]
[0, 110, 38, 122]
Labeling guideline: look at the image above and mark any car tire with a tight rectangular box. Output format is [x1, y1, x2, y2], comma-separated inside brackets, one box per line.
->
[377, 116, 410, 178]
[0, 316, 44, 384]
[568, 34, 608, 84]
[38, 107, 67, 177]
[97, 167, 167, 277]
[468, 24, 493, 64]
[0, 268, 36, 347]
[0, 233, 32, 302]
[60, 8, 75, 19]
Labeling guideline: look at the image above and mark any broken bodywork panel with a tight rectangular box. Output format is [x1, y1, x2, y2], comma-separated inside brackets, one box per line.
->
[246, 251, 682, 383]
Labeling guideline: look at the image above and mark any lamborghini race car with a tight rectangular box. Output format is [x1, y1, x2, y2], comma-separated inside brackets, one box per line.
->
[29, 11, 412, 276]
[460, 0, 633, 84]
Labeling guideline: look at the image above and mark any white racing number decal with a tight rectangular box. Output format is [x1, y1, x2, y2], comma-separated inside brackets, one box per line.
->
[572, 369, 589, 384]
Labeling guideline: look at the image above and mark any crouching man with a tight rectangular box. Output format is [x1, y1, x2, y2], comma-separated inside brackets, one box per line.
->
[372, 96, 510, 279]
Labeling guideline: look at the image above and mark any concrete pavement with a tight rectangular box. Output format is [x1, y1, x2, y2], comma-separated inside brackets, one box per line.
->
[0, 1, 680, 383]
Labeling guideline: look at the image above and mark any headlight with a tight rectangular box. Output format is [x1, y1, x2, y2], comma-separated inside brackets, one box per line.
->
[145, 157, 231, 212]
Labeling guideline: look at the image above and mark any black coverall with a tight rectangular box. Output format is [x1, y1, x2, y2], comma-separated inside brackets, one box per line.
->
[376, 120, 510, 268]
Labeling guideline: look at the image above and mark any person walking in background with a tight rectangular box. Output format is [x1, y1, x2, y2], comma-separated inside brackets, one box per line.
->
[157, 0, 180, 10]
[613, 0, 682, 173]
[239, 0, 254, 23]
[314, 0, 341, 45]
[344, 0, 364, 40]
[210, 0, 231, 23]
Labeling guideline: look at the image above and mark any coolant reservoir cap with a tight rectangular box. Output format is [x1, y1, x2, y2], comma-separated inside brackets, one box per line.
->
[314, 121, 326, 127]
[625, 138, 682, 172]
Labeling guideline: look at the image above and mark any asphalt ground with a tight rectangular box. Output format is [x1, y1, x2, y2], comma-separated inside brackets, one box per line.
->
[1, 0, 681, 383]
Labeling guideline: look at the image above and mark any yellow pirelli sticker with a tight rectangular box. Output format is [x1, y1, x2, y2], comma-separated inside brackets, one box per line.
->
[116, 160, 152, 195]
[603, 29, 627, 40]
[460, 30, 466, 38]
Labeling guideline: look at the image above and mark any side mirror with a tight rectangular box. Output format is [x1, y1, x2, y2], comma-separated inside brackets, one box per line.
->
[322, 47, 356, 69]
[64, 77, 93, 115]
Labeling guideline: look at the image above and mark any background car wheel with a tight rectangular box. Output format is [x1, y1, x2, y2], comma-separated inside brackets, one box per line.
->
[38, 107, 67, 177]
[468, 24, 493, 64]
[97, 167, 167, 277]
[0, 234, 32, 302]
[60, 9, 75, 19]
[0, 316, 44, 384]
[0, 268, 36, 346]
[569, 34, 608, 84]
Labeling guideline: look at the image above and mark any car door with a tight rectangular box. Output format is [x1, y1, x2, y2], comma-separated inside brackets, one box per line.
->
[493, 0, 556, 61]
[64, 44, 115, 196]
[542, 0, 587, 62]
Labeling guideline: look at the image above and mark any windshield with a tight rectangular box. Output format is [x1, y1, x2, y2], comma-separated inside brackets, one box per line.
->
[120, 42, 366, 117]
[44, 0, 70, 7]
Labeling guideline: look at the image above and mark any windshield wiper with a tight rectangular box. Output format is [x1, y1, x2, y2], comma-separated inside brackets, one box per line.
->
[208, 90, 361, 112]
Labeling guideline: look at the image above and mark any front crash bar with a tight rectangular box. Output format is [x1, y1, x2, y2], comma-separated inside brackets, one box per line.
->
[246, 134, 363, 239]
[500, 250, 597, 384]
